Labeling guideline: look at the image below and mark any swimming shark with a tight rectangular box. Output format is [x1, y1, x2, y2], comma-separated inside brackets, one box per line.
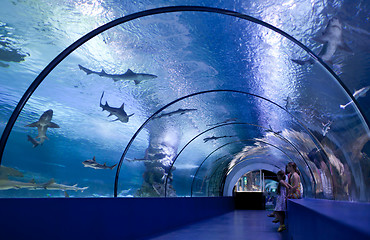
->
[203, 135, 236, 143]
[0, 178, 57, 191]
[82, 156, 118, 170]
[43, 179, 88, 192]
[25, 109, 60, 145]
[126, 158, 163, 162]
[206, 118, 238, 127]
[322, 120, 333, 136]
[0, 178, 88, 192]
[27, 135, 40, 148]
[0, 179, 46, 190]
[78, 64, 157, 85]
[100, 91, 134, 123]
[340, 86, 370, 109]
[152, 108, 197, 120]
[292, 17, 351, 65]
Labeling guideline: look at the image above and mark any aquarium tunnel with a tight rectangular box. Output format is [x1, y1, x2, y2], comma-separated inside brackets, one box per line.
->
[0, 1, 369, 240]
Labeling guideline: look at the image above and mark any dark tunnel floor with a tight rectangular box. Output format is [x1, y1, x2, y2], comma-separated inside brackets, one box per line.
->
[146, 210, 288, 240]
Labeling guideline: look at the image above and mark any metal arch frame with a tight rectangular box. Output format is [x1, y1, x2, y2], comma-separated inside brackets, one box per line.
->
[217, 156, 310, 197]
[207, 157, 282, 197]
[190, 154, 236, 196]
[205, 155, 253, 196]
[205, 156, 259, 196]
[0, 6, 367, 166]
[189, 139, 298, 197]
[0, 6, 364, 196]
[190, 139, 297, 196]
[117, 89, 331, 197]
[164, 121, 317, 196]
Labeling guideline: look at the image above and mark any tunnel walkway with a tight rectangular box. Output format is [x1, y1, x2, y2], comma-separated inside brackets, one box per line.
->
[146, 210, 288, 240]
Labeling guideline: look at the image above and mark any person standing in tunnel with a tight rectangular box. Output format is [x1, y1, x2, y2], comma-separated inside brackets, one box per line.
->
[286, 162, 302, 199]
[274, 170, 291, 232]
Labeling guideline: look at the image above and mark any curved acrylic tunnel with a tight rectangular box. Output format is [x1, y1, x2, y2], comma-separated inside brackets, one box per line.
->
[164, 121, 316, 197]
[0, 6, 369, 203]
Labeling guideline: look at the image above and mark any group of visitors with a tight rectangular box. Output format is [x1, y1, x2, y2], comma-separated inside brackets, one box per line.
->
[268, 162, 302, 232]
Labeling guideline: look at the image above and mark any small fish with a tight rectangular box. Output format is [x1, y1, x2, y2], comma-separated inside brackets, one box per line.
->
[206, 118, 238, 127]
[82, 156, 118, 170]
[27, 135, 40, 148]
[78, 64, 157, 85]
[25, 109, 60, 145]
[322, 120, 333, 136]
[100, 91, 134, 123]
[340, 86, 370, 109]
[292, 17, 351, 65]
[152, 108, 197, 120]
[203, 135, 236, 143]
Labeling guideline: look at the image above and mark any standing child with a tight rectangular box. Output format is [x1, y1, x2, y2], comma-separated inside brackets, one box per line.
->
[274, 170, 291, 232]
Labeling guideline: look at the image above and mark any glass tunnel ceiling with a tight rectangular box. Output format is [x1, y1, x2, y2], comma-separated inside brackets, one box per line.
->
[0, 3, 369, 202]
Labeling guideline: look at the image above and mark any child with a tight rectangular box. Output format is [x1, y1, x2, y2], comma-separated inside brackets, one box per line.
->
[274, 170, 291, 232]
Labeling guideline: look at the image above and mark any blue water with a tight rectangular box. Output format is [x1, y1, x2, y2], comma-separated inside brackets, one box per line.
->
[0, 0, 369, 200]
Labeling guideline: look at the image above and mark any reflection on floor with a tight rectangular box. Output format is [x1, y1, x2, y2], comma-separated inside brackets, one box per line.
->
[146, 210, 288, 240]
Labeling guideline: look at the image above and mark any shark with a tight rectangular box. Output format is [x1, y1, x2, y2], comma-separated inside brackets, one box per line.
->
[25, 109, 60, 145]
[0, 179, 46, 190]
[78, 64, 157, 85]
[206, 118, 238, 127]
[152, 108, 197, 120]
[292, 17, 351, 65]
[340, 86, 370, 109]
[203, 135, 236, 143]
[322, 120, 333, 136]
[43, 179, 88, 192]
[126, 152, 168, 162]
[100, 91, 134, 123]
[0, 178, 61, 191]
[27, 135, 40, 148]
[82, 156, 118, 170]
[0, 177, 88, 192]
[126, 158, 163, 162]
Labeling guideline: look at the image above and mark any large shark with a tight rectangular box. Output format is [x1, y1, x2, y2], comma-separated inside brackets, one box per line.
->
[100, 92, 134, 123]
[0, 177, 88, 192]
[206, 118, 238, 127]
[0, 179, 46, 190]
[27, 135, 40, 148]
[203, 135, 236, 143]
[25, 109, 60, 145]
[78, 64, 157, 85]
[152, 108, 197, 120]
[43, 179, 88, 192]
[340, 86, 370, 109]
[82, 156, 118, 170]
[292, 17, 351, 65]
